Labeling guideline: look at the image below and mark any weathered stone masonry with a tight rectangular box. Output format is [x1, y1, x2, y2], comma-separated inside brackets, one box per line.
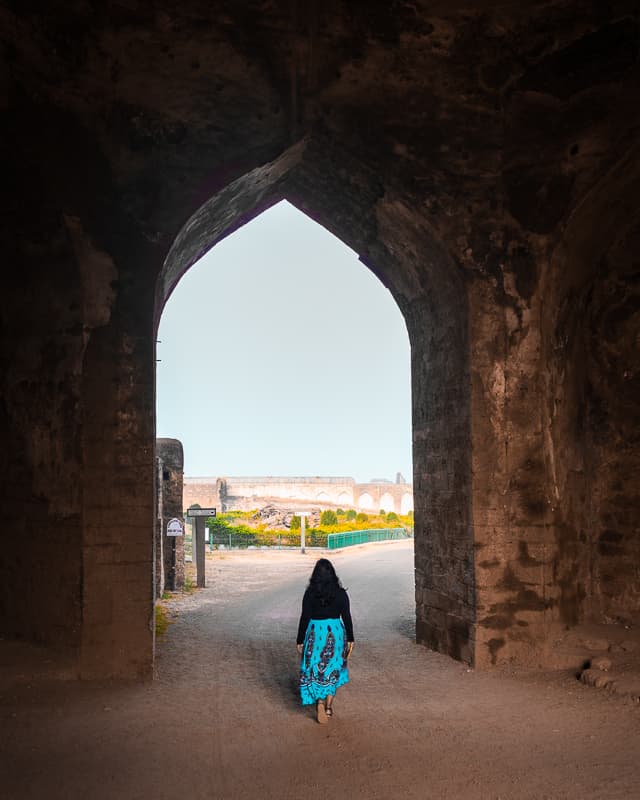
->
[0, 3, 638, 677]
[184, 476, 414, 515]
[156, 438, 185, 595]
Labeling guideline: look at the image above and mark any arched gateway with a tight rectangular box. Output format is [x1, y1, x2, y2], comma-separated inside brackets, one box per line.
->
[1, 4, 638, 679]
[159, 137, 476, 673]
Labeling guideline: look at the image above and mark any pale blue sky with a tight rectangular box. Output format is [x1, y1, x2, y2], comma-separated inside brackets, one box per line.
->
[156, 201, 412, 483]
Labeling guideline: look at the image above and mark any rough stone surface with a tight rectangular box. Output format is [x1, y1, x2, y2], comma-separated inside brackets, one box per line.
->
[156, 438, 185, 593]
[590, 656, 612, 671]
[0, 1, 638, 677]
[253, 504, 322, 530]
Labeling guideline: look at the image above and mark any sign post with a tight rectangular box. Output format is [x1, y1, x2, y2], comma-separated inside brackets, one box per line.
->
[295, 511, 310, 555]
[187, 508, 216, 588]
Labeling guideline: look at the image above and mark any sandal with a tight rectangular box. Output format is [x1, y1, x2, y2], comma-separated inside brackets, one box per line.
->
[316, 700, 328, 724]
[325, 694, 334, 718]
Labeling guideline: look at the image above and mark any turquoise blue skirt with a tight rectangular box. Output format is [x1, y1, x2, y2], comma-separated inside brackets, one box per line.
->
[300, 618, 350, 705]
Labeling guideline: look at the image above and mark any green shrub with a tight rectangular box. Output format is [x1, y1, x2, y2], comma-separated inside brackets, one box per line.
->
[320, 510, 338, 526]
[155, 603, 171, 637]
[290, 515, 301, 530]
[356, 512, 368, 523]
[346, 509, 357, 521]
[386, 512, 399, 522]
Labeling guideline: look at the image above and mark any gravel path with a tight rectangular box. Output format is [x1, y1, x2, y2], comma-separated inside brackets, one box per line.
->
[2, 540, 639, 799]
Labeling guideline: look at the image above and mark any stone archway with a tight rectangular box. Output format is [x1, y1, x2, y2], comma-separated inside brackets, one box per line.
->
[2, 3, 638, 680]
[158, 134, 475, 666]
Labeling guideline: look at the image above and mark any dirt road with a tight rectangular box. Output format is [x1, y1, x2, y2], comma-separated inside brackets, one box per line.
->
[2, 541, 639, 799]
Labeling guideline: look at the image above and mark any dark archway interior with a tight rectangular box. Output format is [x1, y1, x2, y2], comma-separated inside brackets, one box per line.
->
[1, 2, 638, 678]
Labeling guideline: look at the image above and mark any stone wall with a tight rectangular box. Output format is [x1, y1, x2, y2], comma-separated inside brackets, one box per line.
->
[541, 152, 640, 629]
[184, 476, 414, 515]
[1, 2, 638, 677]
[0, 218, 84, 654]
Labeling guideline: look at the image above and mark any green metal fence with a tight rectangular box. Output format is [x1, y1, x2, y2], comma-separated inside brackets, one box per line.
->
[327, 528, 411, 550]
[184, 521, 412, 552]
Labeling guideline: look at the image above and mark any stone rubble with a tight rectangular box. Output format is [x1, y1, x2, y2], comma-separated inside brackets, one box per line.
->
[251, 505, 322, 530]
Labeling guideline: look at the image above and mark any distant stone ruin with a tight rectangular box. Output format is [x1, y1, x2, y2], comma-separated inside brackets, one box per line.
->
[253, 505, 322, 529]
[184, 475, 414, 516]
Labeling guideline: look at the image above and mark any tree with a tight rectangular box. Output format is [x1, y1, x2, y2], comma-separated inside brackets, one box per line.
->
[290, 515, 301, 530]
[320, 510, 338, 526]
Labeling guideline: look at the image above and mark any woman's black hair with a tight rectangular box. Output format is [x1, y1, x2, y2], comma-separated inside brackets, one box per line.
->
[308, 558, 343, 606]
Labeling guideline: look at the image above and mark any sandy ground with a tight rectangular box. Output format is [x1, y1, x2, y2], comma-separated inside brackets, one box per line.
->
[1, 540, 639, 800]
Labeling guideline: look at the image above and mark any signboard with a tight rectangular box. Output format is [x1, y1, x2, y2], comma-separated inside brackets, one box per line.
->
[166, 518, 184, 537]
[188, 508, 217, 517]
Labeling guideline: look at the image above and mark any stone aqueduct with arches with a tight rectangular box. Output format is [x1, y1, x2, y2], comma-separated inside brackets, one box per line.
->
[184, 476, 414, 516]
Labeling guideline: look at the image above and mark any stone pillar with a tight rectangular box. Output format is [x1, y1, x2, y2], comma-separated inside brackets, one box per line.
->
[468, 277, 556, 667]
[79, 317, 155, 680]
[408, 291, 475, 666]
[157, 438, 185, 591]
[217, 478, 228, 512]
[77, 223, 158, 679]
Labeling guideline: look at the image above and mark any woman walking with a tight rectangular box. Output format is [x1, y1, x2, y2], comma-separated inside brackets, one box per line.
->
[296, 558, 354, 723]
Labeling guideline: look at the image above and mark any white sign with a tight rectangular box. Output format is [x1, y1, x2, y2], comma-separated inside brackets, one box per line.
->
[294, 511, 311, 516]
[188, 508, 217, 517]
[167, 518, 184, 537]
